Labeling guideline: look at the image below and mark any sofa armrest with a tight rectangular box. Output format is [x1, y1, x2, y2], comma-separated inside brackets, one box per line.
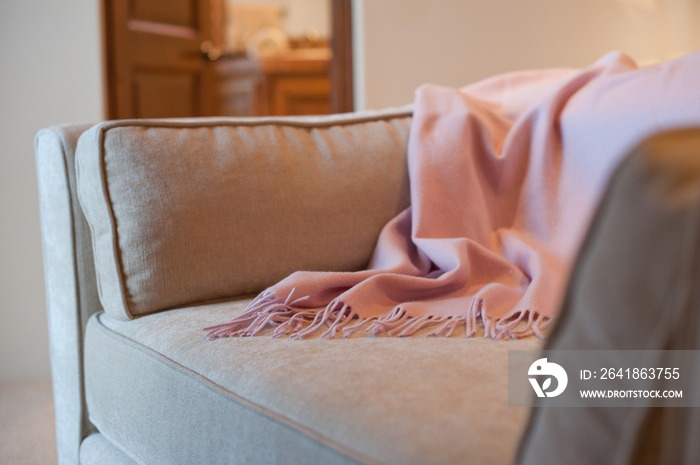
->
[75, 108, 413, 320]
[517, 129, 700, 465]
[36, 124, 100, 465]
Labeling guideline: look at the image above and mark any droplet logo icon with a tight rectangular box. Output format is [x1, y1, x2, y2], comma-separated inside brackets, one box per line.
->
[528, 358, 568, 397]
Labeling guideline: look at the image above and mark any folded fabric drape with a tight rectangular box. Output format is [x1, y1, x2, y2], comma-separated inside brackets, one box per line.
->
[206, 51, 700, 340]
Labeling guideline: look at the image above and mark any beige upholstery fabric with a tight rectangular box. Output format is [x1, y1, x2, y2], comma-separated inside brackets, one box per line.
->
[517, 131, 700, 465]
[80, 434, 137, 465]
[35, 124, 99, 465]
[84, 299, 542, 465]
[75, 109, 413, 320]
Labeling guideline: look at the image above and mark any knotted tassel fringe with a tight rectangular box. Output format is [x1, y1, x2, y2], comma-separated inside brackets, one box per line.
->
[204, 288, 551, 340]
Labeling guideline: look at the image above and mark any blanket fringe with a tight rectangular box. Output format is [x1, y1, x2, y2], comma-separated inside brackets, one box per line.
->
[204, 288, 551, 340]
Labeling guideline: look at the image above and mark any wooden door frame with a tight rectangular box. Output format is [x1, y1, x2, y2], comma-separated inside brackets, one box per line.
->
[330, 0, 354, 113]
[100, 0, 115, 119]
[101, 0, 354, 119]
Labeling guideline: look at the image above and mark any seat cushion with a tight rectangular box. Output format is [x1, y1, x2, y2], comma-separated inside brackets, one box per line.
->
[84, 299, 542, 465]
[80, 433, 137, 465]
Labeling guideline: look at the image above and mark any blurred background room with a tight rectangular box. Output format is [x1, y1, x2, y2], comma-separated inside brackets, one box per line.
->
[99, 0, 345, 119]
[2, 0, 700, 463]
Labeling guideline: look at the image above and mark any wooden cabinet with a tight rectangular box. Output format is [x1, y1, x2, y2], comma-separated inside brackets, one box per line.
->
[213, 49, 331, 117]
[255, 49, 332, 116]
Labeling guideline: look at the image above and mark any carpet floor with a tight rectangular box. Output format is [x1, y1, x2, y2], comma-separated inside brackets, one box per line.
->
[0, 379, 57, 464]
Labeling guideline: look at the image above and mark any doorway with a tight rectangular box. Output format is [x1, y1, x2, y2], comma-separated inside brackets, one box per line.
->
[101, 0, 353, 119]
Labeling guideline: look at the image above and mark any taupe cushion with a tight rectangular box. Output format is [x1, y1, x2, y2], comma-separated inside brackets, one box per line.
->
[76, 109, 413, 320]
[84, 300, 542, 465]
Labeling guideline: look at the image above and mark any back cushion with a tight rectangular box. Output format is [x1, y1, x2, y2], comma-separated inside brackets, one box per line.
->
[76, 109, 412, 319]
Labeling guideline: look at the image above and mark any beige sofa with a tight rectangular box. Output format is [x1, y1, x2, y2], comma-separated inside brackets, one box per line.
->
[36, 108, 700, 465]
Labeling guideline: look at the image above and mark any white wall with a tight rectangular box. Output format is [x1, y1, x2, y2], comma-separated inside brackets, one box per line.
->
[0, 0, 103, 382]
[354, 0, 700, 110]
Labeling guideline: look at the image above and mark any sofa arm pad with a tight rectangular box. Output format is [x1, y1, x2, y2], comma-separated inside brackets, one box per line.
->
[36, 124, 99, 465]
[75, 108, 412, 319]
[517, 129, 700, 464]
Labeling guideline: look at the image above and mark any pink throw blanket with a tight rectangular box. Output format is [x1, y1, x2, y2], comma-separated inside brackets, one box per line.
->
[206, 51, 700, 340]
